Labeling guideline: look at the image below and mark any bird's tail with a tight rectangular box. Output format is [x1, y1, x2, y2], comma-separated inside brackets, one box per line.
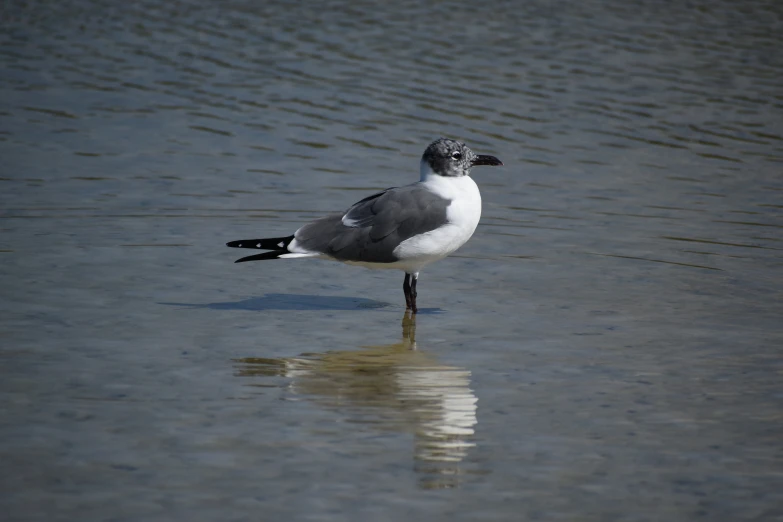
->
[226, 235, 295, 263]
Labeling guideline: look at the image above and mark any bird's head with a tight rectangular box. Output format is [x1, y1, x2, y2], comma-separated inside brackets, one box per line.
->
[420, 138, 503, 180]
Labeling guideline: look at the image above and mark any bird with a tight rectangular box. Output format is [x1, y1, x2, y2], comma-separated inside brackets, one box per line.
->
[226, 138, 503, 313]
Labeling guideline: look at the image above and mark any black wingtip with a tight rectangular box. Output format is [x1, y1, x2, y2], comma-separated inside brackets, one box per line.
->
[226, 235, 295, 250]
[234, 251, 285, 263]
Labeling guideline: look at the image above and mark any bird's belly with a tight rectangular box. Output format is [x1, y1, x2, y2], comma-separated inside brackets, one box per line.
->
[392, 202, 481, 269]
[341, 220, 477, 273]
[393, 222, 473, 258]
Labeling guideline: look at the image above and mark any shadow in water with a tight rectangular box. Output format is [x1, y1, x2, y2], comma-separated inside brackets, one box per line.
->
[235, 311, 479, 489]
[160, 293, 443, 313]
[162, 293, 388, 311]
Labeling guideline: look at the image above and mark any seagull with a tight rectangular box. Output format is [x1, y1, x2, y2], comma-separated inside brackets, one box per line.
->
[226, 138, 503, 313]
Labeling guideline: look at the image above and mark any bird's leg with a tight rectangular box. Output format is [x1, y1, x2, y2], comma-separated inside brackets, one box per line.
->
[410, 272, 419, 314]
[403, 273, 412, 310]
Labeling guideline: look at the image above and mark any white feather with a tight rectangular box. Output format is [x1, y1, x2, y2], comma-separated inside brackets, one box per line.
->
[279, 253, 322, 259]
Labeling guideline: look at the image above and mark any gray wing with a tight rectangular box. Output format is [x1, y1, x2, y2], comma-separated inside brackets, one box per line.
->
[294, 184, 450, 263]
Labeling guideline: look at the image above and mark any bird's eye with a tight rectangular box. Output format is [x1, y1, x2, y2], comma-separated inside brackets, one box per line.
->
[451, 152, 462, 160]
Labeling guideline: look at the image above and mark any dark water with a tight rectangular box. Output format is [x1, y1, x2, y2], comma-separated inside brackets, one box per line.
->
[2, 0, 782, 520]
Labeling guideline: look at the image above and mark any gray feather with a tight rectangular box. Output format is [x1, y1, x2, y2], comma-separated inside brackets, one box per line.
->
[294, 185, 450, 263]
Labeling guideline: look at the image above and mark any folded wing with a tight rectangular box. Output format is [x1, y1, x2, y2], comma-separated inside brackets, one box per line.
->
[293, 185, 450, 263]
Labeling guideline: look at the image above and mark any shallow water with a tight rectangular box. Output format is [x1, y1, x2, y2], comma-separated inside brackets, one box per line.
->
[1, 0, 782, 520]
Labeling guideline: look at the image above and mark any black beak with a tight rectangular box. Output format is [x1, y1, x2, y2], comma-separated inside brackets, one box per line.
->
[472, 154, 503, 167]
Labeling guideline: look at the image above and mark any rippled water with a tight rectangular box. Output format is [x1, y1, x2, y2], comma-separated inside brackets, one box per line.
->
[2, 0, 782, 520]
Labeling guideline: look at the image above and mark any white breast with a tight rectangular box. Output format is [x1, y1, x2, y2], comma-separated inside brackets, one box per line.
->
[391, 173, 482, 272]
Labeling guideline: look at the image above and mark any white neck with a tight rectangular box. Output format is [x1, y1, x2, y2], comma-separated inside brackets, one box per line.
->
[419, 159, 435, 181]
[420, 168, 480, 202]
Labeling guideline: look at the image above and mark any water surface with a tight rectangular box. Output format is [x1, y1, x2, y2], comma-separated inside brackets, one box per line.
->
[1, 0, 782, 520]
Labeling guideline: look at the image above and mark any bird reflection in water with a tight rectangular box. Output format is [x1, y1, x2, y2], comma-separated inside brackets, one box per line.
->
[234, 311, 480, 489]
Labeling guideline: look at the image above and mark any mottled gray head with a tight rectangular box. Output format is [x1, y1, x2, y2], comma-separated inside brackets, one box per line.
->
[420, 138, 502, 179]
